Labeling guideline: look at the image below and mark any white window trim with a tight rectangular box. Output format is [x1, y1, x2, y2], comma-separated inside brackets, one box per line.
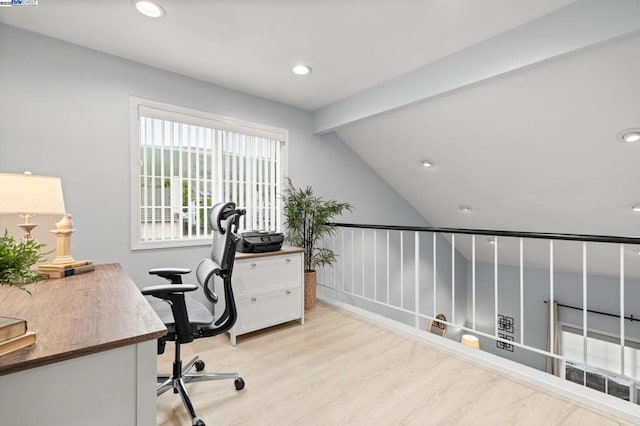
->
[130, 96, 289, 250]
[560, 322, 640, 385]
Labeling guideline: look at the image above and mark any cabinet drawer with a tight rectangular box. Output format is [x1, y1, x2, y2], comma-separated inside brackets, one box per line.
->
[234, 254, 301, 294]
[234, 288, 302, 334]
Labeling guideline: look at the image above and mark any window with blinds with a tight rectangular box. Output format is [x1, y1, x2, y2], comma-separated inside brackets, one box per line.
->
[130, 98, 287, 249]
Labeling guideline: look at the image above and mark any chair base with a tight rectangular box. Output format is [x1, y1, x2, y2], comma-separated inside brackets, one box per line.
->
[157, 355, 244, 426]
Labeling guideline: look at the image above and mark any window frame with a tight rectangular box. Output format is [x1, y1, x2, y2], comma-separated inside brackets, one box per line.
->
[130, 97, 289, 250]
[560, 322, 640, 403]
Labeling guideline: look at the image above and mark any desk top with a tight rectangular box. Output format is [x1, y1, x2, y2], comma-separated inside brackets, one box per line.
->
[235, 246, 304, 261]
[0, 263, 167, 376]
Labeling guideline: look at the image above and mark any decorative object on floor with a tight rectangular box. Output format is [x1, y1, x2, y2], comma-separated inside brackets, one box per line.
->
[427, 313, 448, 337]
[461, 334, 480, 349]
[0, 230, 47, 294]
[282, 178, 352, 310]
[497, 313, 515, 352]
[0, 172, 66, 241]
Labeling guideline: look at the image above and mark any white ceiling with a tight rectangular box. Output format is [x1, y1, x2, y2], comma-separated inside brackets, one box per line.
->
[2, 0, 640, 276]
[336, 32, 640, 237]
[0, 0, 574, 110]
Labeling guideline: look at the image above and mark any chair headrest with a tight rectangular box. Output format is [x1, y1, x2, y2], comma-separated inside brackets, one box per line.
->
[209, 202, 238, 234]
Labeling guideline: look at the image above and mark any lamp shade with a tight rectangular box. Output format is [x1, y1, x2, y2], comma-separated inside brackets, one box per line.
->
[0, 173, 66, 214]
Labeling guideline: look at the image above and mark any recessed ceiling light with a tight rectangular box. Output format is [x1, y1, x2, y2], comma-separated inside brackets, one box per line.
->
[459, 205, 472, 212]
[631, 204, 640, 212]
[292, 65, 312, 76]
[617, 128, 640, 143]
[420, 159, 434, 168]
[135, 1, 165, 18]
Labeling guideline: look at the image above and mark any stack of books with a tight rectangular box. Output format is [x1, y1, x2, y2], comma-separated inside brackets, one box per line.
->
[0, 316, 36, 357]
[37, 260, 95, 279]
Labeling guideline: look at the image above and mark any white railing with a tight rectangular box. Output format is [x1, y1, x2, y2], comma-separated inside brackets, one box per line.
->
[317, 223, 640, 408]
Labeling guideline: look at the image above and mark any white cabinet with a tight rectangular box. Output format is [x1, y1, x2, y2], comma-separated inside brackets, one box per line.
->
[229, 247, 304, 345]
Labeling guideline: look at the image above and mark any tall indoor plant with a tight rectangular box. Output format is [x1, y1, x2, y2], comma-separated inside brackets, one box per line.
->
[282, 178, 352, 309]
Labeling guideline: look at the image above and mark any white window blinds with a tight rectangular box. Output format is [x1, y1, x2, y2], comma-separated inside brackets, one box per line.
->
[132, 98, 286, 248]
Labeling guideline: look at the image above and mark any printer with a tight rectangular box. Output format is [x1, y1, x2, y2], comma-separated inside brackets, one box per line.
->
[236, 231, 284, 253]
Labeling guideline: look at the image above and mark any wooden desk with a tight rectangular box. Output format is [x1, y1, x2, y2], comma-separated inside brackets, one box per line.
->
[0, 263, 166, 426]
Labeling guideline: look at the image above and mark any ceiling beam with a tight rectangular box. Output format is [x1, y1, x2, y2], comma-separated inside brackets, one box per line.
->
[313, 0, 640, 134]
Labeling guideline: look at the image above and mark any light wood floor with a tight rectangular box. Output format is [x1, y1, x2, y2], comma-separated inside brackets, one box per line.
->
[157, 303, 629, 425]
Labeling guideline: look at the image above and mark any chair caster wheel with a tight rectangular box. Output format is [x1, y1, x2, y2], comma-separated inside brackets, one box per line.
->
[194, 360, 205, 371]
[235, 377, 245, 390]
[194, 419, 205, 426]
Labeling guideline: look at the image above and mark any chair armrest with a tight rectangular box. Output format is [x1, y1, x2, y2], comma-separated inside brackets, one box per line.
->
[149, 267, 192, 284]
[142, 283, 197, 345]
[141, 283, 198, 296]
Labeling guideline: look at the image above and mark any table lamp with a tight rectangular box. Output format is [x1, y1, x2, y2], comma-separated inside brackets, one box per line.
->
[0, 172, 66, 241]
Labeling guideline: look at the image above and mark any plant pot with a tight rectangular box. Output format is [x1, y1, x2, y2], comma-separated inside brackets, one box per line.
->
[304, 270, 317, 310]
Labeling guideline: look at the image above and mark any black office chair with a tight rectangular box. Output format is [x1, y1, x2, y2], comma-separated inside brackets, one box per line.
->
[142, 202, 246, 426]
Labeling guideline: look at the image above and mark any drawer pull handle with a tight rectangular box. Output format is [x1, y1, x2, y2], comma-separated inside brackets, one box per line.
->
[251, 263, 257, 268]
[251, 297, 257, 302]
[286, 290, 291, 295]
[285, 258, 291, 263]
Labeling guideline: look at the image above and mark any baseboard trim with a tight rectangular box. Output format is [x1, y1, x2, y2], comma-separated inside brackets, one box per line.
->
[318, 295, 640, 424]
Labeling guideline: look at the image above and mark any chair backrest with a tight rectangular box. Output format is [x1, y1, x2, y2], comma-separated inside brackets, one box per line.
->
[194, 202, 245, 336]
[209, 202, 241, 272]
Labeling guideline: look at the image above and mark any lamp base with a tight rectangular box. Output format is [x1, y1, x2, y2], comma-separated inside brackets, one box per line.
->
[17, 214, 38, 241]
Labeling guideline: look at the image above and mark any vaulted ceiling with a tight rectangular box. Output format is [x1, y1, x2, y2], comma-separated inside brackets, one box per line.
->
[2, 0, 640, 273]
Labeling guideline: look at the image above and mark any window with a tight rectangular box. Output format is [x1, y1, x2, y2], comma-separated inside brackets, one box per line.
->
[130, 98, 288, 249]
[561, 324, 640, 403]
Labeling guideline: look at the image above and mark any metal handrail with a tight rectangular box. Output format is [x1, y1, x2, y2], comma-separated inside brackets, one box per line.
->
[329, 222, 640, 245]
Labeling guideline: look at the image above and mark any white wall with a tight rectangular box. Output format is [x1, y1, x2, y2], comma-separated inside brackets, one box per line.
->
[0, 23, 427, 291]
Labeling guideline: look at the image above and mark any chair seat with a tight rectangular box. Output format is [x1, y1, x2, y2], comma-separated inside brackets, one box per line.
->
[148, 296, 214, 327]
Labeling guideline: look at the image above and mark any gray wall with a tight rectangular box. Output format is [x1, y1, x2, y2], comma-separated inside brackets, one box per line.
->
[318, 228, 468, 331]
[0, 24, 427, 292]
[468, 261, 640, 371]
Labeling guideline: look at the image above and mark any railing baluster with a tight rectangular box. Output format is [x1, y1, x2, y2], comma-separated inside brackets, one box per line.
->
[342, 229, 345, 292]
[386, 230, 390, 304]
[351, 229, 354, 294]
[583, 241, 588, 386]
[520, 238, 524, 345]
[332, 234, 336, 289]
[494, 236, 499, 338]
[550, 240, 554, 356]
[452, 234, 456, 325]
[415, 231, 420, 329]
[374, 230, 377, 301]
[362, 229, 365, 297]
[400, 231, 404, 309]
[472, 234, 476, 330]
[433, 233, 437, 318]
[620, 243, 625, 375]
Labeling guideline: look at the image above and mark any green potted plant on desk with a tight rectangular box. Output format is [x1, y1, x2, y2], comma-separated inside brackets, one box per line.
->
[282, 178, 352, 310]
[0, 230, 47, 294]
